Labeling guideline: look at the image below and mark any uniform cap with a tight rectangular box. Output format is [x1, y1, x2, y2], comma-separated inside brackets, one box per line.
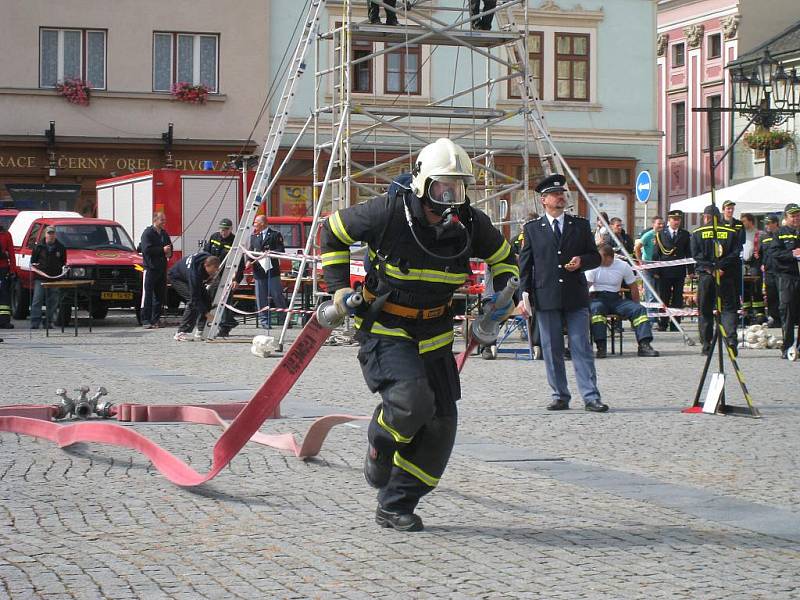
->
[535, 174, 567, 195]
[722, 200, 736, 208]
[784, 203, 800, 215]
[703, 205, 720, 217]
[45, 226, 56, 233]
[765, 213, 780, 224]
[219, 218, 233, 228]
[667, 209, 683, 219]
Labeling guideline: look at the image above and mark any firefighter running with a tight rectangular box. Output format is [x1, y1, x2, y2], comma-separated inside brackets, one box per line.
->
[321, 139, 518, 532]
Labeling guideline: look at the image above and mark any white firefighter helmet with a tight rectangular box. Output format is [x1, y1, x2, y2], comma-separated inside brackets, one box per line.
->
[410, 138, 475, 205]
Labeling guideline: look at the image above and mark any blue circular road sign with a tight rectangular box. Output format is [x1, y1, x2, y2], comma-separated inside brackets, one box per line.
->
[635, 171, 652, 203]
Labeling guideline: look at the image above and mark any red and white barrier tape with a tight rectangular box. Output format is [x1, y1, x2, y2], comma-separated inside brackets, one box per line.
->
[240, 247, 321, 263]
[223, 302, 315, 316]
[631, 257, 696, 271]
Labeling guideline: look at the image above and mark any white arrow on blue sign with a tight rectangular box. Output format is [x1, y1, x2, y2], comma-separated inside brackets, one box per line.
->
[635, 170, 652, 203]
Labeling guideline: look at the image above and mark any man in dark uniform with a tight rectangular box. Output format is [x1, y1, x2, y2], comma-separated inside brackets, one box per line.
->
[250, 215, 288, 328]
[204, 218, 235, 259]
[203, 218, 239, 336]
[769, 203, 800, 358]
[169, 252, 221, 341]
[760, 214, 782, 328]
[139, 212, 173, 328]
[721, 200, 745, 242]
[368, 0, 398, 25]
[470, 0, 497, 30]
[652, 209, 692, 332]
[30, 226, 67, 329]
[0, 223, 15, 329]
[518, 174, 606, 412]
[691, 205, 742, 355]
[321, 138, 518, 532]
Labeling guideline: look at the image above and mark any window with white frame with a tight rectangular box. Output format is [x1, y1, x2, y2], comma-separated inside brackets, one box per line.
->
[385, 44, 420, 95]
[153, 32, 219, 93]
[40, 28, 106, 89]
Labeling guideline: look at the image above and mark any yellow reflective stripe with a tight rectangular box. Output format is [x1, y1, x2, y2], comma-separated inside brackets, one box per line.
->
[778, 234, 798, 239]
[393, 452, 440, 487]
[632, 315, 649, 327]
[486, 240, 511, 265]
[377, 409, 413, 444]
[353, 317, 413, 340]
[490, 263, 520, 278]
[419, 330, 454, 354]
[591, 315, 607, 324]
[330, 211, 356, 245]
[321, 251, 350, 266]
[210, 239, 222, 246]
[383, 263, 467, 285]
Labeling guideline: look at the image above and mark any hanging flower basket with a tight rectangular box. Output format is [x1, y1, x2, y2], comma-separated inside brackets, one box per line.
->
[743, 128, 794, 151]
[171, 82, 209, 104]
[55, 78, 91, 106]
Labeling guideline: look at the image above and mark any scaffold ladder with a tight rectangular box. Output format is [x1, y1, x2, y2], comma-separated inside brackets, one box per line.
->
[205, 0, 326, 340]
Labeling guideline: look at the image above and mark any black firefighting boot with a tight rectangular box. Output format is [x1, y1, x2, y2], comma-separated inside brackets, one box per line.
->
[469, 1, 482, 28]
[368, 2, 381, 23]
[375, 506, 424, 532]
[384, 0, 399, 25]
[595, 340, 607, 359]
[637, 339, 659, 357]
[364, 444, 392, 489]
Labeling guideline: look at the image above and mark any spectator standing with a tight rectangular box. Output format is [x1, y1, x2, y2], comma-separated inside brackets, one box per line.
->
[0, 223, 16, 329]
[652, 209, 692, 332]
[740, 213, 766, 324]
[634, 215, 664, 316]
[250, 216, 288, 328]
[139, 212, 172, 329]
[769, 203, 800, 358]
[760, 214, 782, 328]
[169, 252, 221, 341]
[691, 205, 742, 356]
[593, 211, 609, 245]
[518, 174, 606, 412]
[601, 217, 634, 257]
[30, 226, 67, 329]
[585, 244, 659, 358]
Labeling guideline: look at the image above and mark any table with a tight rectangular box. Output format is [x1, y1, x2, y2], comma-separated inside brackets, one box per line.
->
[41, 279, 94, 337]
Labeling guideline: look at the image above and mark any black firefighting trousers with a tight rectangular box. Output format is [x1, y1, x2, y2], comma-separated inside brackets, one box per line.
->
[778, 275, 800, 354]
[357, 333, 459, 514]
[0, 268, 11, 327]
[697, 272, 739, 350]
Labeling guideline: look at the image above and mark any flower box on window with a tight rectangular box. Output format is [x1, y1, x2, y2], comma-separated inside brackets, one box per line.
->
[171, 82, 210, 104]
[55, 78, 91, 106]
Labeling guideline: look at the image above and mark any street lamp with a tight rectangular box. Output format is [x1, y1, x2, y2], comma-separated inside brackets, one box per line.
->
[729, 50, 800, 175]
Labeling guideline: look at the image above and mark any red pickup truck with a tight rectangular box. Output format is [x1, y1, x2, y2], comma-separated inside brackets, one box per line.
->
[11, 215, 143, 322]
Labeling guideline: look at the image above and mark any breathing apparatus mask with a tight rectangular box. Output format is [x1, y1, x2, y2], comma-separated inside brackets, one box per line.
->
[424, 175, 469, 233]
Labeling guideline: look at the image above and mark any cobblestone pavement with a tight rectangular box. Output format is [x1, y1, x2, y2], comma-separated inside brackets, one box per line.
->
[1, 312, 799, 599]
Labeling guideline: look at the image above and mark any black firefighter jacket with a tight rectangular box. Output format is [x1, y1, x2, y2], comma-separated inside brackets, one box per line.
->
[690, 222, 742, 276]
[518, 214, 600, 312]
[168, 251, 214, 314]
[770, 226, 800, 279]
[321, 176, 518, 354]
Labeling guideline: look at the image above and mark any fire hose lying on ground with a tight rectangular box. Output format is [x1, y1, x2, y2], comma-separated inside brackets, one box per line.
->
[0, 281, 517, 487]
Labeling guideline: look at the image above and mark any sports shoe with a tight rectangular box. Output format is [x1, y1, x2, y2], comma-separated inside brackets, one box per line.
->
[375, 507, 424, 532]
[193, 330, 203, 340]
[364, 444, 392, 489]
[173, 332, 194, 342]
[595, 344, 607, 359]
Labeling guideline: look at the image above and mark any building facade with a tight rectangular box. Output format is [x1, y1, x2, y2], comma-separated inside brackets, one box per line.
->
[657, 0, 740, 225]
[0, 0, 268, 215]
[271, 0, 660, 236]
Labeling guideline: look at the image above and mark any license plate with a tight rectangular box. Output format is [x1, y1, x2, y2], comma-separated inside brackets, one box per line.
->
[101, 291, 134, 300]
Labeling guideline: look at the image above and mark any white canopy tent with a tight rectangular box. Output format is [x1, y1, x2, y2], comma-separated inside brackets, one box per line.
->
[669, 176, 800, 215]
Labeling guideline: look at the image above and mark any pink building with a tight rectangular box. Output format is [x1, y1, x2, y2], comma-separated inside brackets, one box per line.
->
[657, 0, 740, 223]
